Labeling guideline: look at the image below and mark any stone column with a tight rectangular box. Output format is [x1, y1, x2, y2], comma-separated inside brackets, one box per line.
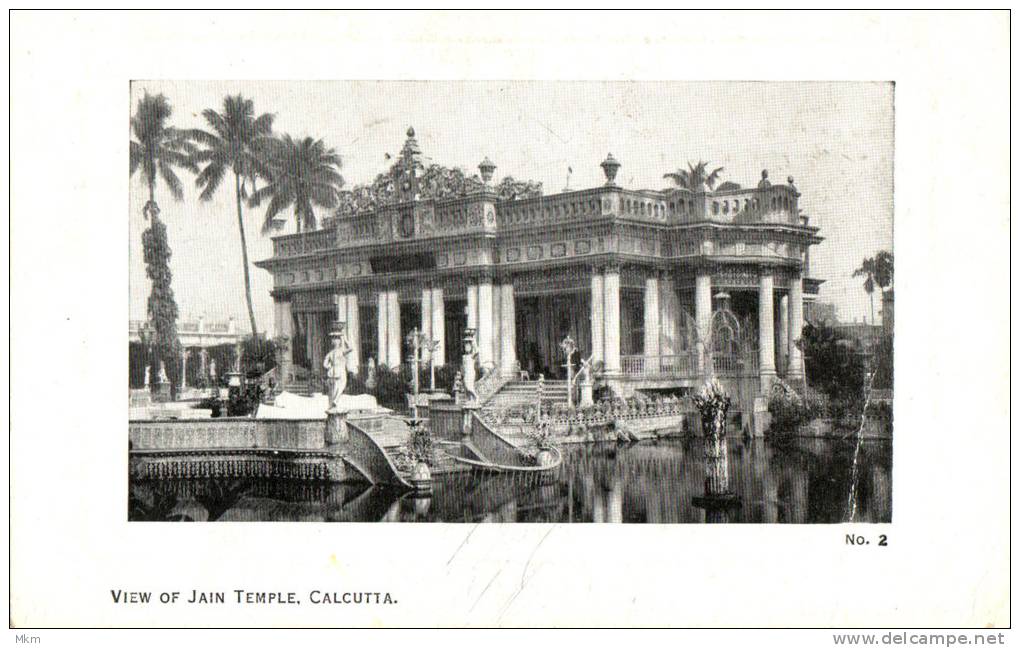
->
[778, 294, 790, 375]
[659, 273, 678, 356]
[307, 314, 320, 372]
[431, 287, 445, 366]
[477, 277, 495, 368]
[695, 271, 713, 375]
[499, 282, 517, 374]
[336, 294, 359, 373]
[377, 292, 389, 368]
[590, 270, 605, 366]
[758, 271, 777, 390]
[466, 283, 478, 332]
[387, 291, 401, 369]
[303, 312, 312, 373]
[420, 287, 433, 349]
[788, 273, 805, 380]
[273, 300, 293, 382]
[346, 294, 360, 372]
[644, 271, 661, 360]
[180, 348, 188, 389]
[603, 265, 621, 374]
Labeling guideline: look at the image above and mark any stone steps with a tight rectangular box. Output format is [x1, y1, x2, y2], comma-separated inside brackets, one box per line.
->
[483, 381, 571, 409]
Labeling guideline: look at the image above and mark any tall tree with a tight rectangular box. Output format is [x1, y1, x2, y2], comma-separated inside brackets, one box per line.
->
[129, 92, 196, 397]
[189, 95, 275, 335]
[852, 257, 878, 325]
[249, 135, 344, 233]
[872, 250, 894, 293]
[663, 161, 725, 192]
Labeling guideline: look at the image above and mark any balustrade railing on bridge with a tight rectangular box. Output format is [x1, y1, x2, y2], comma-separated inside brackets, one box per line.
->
[621, 353, 699, 379]
[621, 352, 759, 379]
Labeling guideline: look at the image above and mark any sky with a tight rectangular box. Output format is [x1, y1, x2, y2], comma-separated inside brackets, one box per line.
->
[129, 81, 893, 335]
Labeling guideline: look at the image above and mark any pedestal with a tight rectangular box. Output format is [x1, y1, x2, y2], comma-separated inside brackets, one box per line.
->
[152, 382, 171, 403]
[326, 409, 349, 444]
[461, 402, 480, 441]
[579, 379, 594, 408]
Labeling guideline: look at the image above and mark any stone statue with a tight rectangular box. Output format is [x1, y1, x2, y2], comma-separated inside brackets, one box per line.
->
[578, 355, 595, 408]
[366, 357, 377, 389]
[323, 324, 352, 409]
[158, 361, 168, 384]
[143, 365, 150, 387]
[209, 358, 217, 386]
[462, 329, 479, 402]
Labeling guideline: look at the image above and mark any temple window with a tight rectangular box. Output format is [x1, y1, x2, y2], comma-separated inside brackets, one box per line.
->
[722, 201, 729, 214]
[712, 201, 720, 215]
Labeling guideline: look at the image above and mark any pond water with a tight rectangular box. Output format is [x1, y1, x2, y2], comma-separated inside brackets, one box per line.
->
[128, 438, 891, 523]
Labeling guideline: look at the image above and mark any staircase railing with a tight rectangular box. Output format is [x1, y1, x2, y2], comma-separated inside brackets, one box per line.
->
[345, 420, 413, 488]
[475, 363, 515, 406]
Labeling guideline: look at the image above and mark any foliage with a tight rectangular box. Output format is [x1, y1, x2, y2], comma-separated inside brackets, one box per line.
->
[346, 365, 408, 410]
[249, 135, 344, 233]
[130, 92, 196, 398]
[141, 216, 182, 397]
[128, 483, 192, 522]
[240, 334, 278, 376]
[767, 379, 823, 436]
[525, 419, 555, 452]
[335, 161, 543, 216]
[801, 321, 866, 423]
[129, 92, 197, 205]
[692, 379, 732, 419]
[872, 251, 894, 291]
[663, 160, 725, 192]
[404, 421, 435, 467]
[871, 334, 893, 390]
[190, 94, 276, 335]
[853, 250, 894, 325]
[431, 363, 460, 393]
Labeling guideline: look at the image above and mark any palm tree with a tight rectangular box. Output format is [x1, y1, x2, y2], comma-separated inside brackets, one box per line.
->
[189, 95, 275, 335]
[129, 92, 196, 397]
[130, 92, 197, 217]
[873, 250, 894, 293]
[249, 135, 344, 234]
[663, 161, 725, 192]
[853, 257, 878, 325]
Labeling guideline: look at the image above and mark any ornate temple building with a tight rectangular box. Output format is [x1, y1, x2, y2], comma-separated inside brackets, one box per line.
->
[256, 128, 823, 414]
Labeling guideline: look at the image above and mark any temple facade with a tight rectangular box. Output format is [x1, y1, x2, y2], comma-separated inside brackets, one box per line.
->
[255, 128, 823, 410]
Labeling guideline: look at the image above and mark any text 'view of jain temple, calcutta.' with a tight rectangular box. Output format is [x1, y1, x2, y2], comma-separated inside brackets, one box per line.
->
[130, 106, 892, 524]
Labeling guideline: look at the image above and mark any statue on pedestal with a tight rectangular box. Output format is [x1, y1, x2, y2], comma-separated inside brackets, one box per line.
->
[209, 358, 217, 387]
[143, 365, 150, 388]
[158, 361, 168, 384]
[323, 322, 352, 410]
[462, 329, 479, 403]
[578, 355, 595, 408]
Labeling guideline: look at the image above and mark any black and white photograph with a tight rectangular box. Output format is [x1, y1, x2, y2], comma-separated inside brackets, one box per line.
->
[9, 9, 1009, 634]
[126, 81, 894, 524]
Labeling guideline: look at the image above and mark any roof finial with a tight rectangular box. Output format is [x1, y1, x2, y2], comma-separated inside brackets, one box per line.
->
[600, 153, 621, 186]
[478, 157, 496, 185]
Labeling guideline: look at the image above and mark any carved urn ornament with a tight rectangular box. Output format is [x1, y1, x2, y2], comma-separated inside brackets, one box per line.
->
[478, 157, 496, 185]
[600, 153, 621, 185]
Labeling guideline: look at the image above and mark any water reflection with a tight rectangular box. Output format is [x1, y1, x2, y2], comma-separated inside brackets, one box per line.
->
[128, 439, 891, 523]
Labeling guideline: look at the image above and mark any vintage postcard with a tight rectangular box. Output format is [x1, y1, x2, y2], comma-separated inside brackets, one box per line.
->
[125, 80, 893, 525]
[9, 10, 1010, 635]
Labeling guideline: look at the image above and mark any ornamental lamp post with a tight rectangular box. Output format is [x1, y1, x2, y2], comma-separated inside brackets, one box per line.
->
[560, 334, 577, 408]
[424, 337, 440, 392]
[406, 328, 427, 416]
